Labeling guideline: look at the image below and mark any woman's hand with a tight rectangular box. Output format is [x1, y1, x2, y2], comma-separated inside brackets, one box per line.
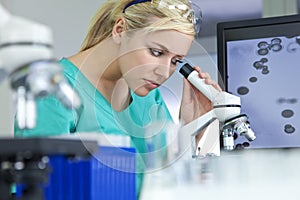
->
[179, 66, 222, 125]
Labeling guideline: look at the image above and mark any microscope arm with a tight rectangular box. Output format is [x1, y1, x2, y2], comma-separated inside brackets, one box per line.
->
[180, 110, 217, 137]
[179, 110, 218, 156]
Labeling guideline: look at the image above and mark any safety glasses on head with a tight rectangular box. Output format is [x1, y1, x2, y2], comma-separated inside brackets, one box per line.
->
[122, 0, 202, 34]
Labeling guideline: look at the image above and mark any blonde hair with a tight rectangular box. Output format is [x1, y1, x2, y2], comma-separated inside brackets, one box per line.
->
[79, 0, 196, 52]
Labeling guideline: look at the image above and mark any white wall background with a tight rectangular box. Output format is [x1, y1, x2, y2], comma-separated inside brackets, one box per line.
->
[0, 0, 218, 134]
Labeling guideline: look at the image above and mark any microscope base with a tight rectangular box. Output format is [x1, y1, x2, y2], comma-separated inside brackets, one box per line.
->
[0, 137, 98, 200]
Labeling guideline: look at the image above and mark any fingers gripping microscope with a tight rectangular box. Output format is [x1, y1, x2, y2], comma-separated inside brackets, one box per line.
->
[179, 61, 256, 156]
[0, 4, 81, 130]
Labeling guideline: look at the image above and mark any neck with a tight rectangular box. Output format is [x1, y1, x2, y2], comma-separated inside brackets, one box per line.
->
[68, 38, 131, 111]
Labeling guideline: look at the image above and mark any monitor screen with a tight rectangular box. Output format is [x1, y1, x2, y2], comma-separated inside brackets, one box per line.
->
[217, 14, 300, 149]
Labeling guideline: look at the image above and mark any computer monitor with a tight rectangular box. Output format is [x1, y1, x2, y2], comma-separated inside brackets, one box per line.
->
[217, 14, 300, 149]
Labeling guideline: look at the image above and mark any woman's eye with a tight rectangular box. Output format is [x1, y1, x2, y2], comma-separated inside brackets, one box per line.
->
[150, 48, 163, 57]
[171, 58, 182, 65]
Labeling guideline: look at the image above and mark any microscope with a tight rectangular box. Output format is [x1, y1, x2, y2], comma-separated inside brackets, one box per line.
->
[179, 60, 256, 156]
[0, 4, 98, 200]
[0, 4, 81, 130]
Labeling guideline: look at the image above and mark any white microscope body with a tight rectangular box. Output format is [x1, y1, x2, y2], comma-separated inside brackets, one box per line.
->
[179, 61, 256, 155]
[0, 4, 52, 75]
[0, 4, 81, 130]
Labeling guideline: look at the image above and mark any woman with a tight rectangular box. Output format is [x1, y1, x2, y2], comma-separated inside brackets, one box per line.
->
[15, 0, 221, 197]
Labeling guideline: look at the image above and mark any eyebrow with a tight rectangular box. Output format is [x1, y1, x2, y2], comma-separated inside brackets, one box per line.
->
[150, 42, 185, 57]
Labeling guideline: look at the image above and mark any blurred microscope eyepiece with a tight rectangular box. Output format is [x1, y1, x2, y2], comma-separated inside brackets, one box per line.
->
[10, 60, 81, 130]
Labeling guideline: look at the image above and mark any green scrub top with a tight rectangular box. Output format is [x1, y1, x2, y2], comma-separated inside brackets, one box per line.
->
[14, 58, 173, 198]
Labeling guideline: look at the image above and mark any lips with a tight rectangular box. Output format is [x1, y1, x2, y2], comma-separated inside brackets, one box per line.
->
[144, 79, 160, 89]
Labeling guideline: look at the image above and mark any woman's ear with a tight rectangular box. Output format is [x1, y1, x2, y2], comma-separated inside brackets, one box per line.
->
[112, 17, 126, 44]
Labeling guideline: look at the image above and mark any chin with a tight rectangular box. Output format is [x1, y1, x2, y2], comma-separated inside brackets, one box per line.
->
[133, 87, 151, 97]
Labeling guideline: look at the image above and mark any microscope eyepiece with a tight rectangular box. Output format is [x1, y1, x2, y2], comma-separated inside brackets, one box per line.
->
[179, 63, 194, 78]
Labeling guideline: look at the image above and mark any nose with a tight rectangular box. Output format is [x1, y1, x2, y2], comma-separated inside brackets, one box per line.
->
[154, 60, 173, 79]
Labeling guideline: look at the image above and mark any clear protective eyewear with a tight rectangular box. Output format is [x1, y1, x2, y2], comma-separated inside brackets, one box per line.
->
[122, 0, 202, 34]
